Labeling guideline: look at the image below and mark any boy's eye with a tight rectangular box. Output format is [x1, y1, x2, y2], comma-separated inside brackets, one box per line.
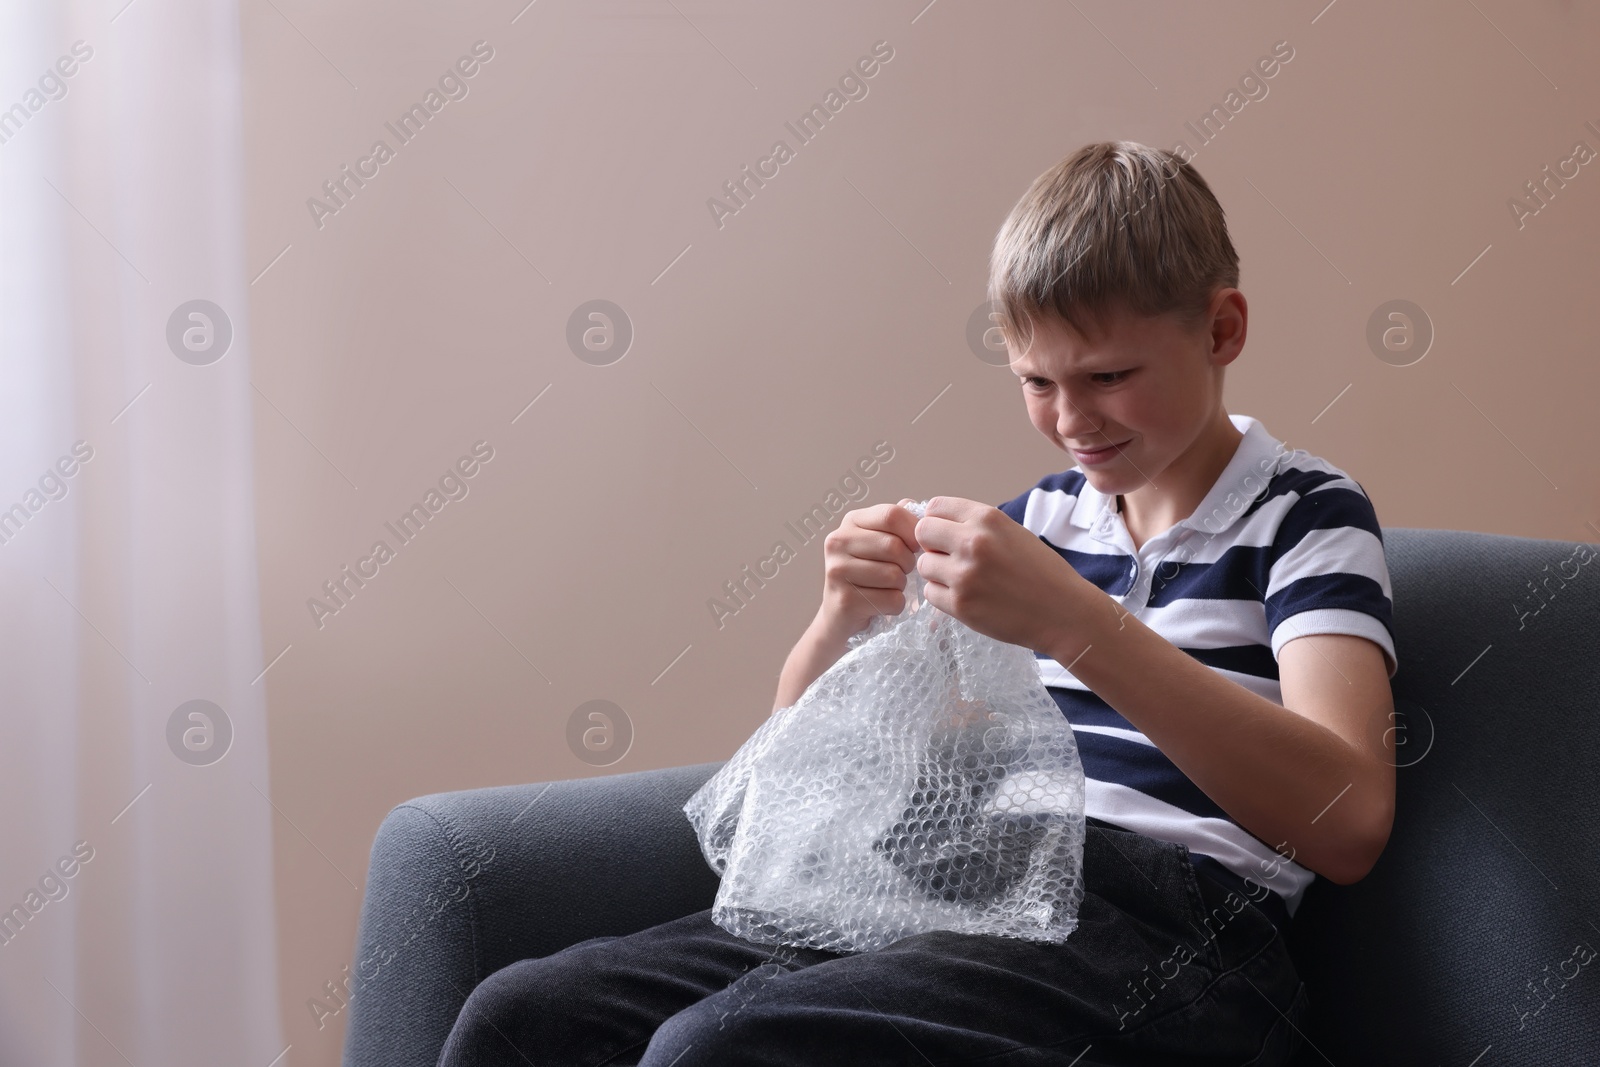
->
[1023, 371, 1129, 388]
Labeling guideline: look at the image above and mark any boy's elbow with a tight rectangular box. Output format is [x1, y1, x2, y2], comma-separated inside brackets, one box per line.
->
[1322, 802, 1395, 885]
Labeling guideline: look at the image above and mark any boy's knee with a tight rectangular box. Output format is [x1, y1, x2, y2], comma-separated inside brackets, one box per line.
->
[439, 957, 603, 1067]
[438, 963, 540, 1067]
[640, 994, 799, 1066]
[633, 998, 764, 1062]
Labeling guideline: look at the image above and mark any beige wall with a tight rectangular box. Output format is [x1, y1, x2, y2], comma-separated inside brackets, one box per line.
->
[243, 0, 1599, 1057]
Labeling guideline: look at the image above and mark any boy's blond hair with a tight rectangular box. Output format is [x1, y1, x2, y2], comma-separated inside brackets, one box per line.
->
[988, 140, 1239, 351]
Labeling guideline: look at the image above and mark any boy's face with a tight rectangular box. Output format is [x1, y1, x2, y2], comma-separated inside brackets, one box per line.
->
[1007, 293, 1244, 497]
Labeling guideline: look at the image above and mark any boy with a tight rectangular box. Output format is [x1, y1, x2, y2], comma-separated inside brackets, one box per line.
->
[439, 141, 1398, 1065]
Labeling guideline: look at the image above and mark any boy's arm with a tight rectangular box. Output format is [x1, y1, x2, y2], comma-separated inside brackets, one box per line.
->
[772, 608, 855, 712]
[908, 493, 1396, 886]
[773, 499, 923, 712]
[1046, 610, 1395, 885]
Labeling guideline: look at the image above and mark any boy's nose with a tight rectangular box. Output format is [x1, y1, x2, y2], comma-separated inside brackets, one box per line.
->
[1056, 404, 1104, 440]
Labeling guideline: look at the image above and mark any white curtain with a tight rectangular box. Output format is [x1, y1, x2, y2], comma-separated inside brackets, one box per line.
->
[0, 1, 283, 1063]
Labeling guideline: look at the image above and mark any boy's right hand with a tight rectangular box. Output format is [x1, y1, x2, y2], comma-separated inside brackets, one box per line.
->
[819, 499, 921, 639]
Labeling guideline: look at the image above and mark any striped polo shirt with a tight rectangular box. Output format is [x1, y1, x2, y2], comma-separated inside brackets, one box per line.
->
[995, 412, 1398, 922]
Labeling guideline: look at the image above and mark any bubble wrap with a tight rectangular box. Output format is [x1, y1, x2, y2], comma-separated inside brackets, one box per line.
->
[683, 501, 1088, 953]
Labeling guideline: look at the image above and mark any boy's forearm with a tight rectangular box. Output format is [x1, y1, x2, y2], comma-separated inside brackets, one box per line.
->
[773, 610, 856, 711]
[1045, 597, 1391, 886]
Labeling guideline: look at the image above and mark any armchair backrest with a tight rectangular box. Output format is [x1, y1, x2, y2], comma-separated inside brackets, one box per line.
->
[1287, 527, 1600, 1061]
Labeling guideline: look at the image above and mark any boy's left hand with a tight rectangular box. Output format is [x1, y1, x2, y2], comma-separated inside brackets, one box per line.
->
[911, 496, 1095, 653]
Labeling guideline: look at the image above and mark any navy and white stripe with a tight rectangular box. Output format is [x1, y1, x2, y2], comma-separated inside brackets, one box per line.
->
[996, 413, 1396, 917]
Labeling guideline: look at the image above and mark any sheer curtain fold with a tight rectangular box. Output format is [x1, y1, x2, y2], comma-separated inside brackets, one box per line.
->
[0, 2, 283, 1063]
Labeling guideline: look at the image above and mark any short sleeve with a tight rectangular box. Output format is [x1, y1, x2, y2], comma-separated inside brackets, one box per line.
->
[1263, 479, 1398, 679]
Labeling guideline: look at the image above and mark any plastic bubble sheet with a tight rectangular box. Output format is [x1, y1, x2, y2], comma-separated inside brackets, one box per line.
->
[684, 501, 1088, 953]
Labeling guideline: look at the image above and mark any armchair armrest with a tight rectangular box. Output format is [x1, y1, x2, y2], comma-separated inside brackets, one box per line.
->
[341, 761, 724, 1067]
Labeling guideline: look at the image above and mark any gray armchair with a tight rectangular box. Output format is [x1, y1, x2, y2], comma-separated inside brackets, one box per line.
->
[340, 528, 1600, 1066]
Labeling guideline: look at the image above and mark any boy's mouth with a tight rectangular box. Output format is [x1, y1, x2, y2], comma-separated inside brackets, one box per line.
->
[1070, 438, 1131, 465]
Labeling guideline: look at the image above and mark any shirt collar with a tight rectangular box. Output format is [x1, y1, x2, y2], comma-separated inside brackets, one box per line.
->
[1068, 414, 1289, 540]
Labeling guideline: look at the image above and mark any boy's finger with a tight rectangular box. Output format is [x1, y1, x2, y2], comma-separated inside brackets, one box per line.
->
[896, 500, 922, 555]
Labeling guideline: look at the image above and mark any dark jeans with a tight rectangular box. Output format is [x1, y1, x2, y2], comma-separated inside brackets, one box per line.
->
[437, 819, 1308, 1066]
